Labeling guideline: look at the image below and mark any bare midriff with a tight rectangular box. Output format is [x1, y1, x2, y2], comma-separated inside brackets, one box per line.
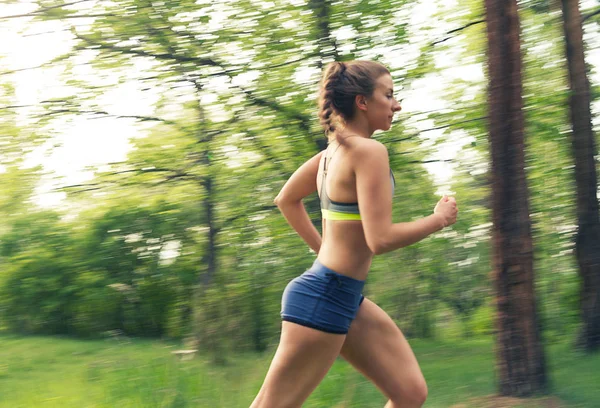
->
[317, 219, 374, 280]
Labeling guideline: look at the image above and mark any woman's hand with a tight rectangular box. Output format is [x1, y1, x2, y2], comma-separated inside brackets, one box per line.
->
[433, 195, 458, 228]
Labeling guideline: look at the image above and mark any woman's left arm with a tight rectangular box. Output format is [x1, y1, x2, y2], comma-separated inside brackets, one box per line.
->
[273, 151, 324, 254]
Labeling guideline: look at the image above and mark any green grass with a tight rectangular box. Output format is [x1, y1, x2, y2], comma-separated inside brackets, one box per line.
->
[0, 334, 598, 407]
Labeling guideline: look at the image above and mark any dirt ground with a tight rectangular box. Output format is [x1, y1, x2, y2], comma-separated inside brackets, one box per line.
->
[450, 395, 567, 408]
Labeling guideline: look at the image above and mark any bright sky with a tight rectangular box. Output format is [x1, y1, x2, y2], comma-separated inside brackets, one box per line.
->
[1, 0, 599, 209]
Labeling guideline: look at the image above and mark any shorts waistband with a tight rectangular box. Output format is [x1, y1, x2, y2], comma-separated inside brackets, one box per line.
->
[308, 259, 365, 290]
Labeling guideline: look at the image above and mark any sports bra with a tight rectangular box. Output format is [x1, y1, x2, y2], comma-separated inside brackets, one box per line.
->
[319, 143, 395, 221]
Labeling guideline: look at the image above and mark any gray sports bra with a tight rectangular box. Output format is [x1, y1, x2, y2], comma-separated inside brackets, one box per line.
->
[319, 144, 395, 221]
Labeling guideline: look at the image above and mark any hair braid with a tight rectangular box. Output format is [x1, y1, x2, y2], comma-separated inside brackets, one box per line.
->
[319, 62, 346, 136]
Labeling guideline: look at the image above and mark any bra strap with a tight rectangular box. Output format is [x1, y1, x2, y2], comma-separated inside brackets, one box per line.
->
[323, 142, 342, 174]
[320, 142, 342, 204]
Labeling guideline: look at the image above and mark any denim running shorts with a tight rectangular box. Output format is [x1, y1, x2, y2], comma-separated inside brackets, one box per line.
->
[280, 259, 366, 334]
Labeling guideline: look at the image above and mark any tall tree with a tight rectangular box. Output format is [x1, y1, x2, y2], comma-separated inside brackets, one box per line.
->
[560, 0, 600, 352]
[484, 0, 548, 395]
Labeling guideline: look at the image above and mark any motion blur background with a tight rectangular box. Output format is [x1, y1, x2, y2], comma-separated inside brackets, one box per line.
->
[0, 0, 599, 407]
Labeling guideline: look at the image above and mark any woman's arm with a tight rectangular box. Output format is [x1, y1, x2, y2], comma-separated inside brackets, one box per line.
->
[353, 139, 456, 255]
[273, 151, 324, 254]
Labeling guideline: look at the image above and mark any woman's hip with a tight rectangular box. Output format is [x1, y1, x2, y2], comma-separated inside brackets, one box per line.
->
[280, 259, 366, 334]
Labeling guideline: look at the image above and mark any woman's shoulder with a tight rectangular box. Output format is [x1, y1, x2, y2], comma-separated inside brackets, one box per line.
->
[347, 137, 388, 159]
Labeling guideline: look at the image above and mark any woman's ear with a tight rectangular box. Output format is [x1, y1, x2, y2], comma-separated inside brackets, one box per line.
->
[355, 94, 368, 112]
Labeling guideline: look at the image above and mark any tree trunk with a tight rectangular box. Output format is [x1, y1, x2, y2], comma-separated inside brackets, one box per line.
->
[191, 83, 225, 362]
[484, 0, 548, 395]
[308, 0, 339, 67]
[201, 170, 217, 288]
[560, 0, 600, 353]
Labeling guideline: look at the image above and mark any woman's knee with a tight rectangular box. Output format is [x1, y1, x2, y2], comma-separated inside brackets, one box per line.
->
[389, 375, 428, 406]
[412, 377, 428, 405]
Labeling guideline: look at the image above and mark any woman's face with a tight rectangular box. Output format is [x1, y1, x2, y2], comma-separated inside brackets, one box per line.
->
[365, 74, 402, 131]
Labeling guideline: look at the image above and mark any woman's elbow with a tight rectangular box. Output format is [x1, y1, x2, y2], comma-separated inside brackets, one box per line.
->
[372, 244, 388, 255]
[368, 237, 389, 255]
[274, 193, 298, 208]
[274, 192, 287, 207]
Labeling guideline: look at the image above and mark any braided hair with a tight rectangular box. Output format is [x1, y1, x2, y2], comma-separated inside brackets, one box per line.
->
[318, 60, 390, 143]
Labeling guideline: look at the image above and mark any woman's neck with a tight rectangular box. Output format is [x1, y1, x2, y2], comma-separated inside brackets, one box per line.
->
[340, 120, 373, 139]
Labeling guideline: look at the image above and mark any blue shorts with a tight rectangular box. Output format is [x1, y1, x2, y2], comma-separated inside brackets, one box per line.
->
[280, 259, 366, 334]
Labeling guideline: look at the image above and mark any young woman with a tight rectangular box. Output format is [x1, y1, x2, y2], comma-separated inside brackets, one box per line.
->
[250, 60, 458, 408]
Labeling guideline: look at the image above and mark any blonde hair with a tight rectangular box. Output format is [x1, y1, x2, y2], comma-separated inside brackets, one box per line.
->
[318, 60, 390, 142]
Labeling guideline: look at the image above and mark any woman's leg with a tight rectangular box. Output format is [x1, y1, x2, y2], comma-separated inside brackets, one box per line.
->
[250, 321, 346, 408]
[340, 298, 428, 408]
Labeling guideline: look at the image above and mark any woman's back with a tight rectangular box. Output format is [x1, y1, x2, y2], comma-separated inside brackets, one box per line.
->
[317, 137, 383, 280]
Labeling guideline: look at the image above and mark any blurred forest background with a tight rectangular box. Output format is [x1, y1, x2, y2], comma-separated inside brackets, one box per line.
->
[1, 0, 600, 407]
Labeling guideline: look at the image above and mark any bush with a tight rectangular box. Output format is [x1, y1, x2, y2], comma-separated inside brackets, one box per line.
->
[72, 271, 121, 337]
[470, 303, 494, 336]
[1, 249, 77, 334]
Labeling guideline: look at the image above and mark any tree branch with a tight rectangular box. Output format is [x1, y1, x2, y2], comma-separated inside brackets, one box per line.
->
[215, 204, 277, 234]
[583, 8, 600, 22]
[0, 0, 94, 20]
[410, 159, 455, 164]
[104, 167, 188, 176]
[57, 183, 101, 193]
[234, 85, 326, 151]
[431, 19, 486, 46]
[74, 33, 222, 67]
[74, 33, 328, 153]
[22, 28, 71, 37]
[387, 116, 487, 146]
[56, 167, 197, 194]
[0, 54, 72, 76]
[34, 106, 179, 126]
[420, 116, 487, 133]
[11, 102, 191, 137]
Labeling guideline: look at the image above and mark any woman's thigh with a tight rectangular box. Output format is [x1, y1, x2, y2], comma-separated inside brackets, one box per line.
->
[251, 321, 346, 408]
[340, 298, 426, 402]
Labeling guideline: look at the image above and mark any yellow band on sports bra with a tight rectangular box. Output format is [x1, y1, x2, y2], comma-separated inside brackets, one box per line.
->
[321, 209, 362, 221]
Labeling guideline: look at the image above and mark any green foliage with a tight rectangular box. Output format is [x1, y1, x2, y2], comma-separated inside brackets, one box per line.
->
[2, 248, 77, 334]
[0, 196, 193, 338]
[0, 0, 597, 364]
[71, 271, 121, 338]
[470, 303, 495, 337]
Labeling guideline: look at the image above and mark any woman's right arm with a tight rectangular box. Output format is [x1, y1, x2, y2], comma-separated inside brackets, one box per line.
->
[353, 140, 457, 255]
